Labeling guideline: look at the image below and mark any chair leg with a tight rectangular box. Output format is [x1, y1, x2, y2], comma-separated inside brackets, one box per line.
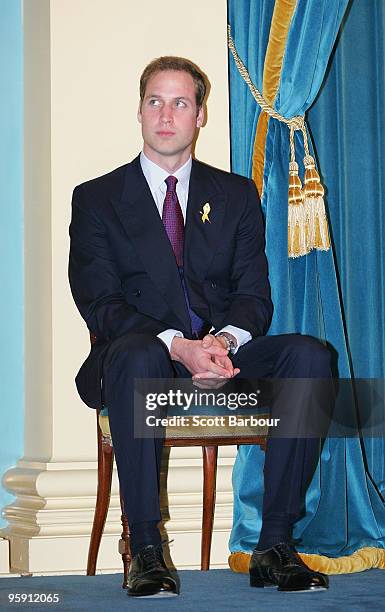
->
[201, 445, 218, 570]
[118, 493, 131, 589]
[87, 421, 114, 576]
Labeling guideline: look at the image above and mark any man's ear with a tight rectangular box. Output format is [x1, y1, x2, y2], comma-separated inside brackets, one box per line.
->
[137, 102, 142, 124]
[196, 106, 204, 128]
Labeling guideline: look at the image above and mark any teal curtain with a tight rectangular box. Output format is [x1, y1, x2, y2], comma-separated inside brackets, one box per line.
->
[307, 0, 385, 495]
[228, 0, 385, 557]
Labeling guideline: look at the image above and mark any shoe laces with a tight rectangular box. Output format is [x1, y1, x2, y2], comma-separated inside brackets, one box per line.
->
[141, 539, 173, 573]
[274, 542, 302, 567]
[141, 544, 164, 572]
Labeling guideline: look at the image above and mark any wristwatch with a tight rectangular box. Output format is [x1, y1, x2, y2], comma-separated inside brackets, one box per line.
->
[216, 332, 237, 354]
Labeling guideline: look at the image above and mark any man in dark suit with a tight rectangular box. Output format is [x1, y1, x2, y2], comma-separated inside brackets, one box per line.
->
[69, 56, 330, 597]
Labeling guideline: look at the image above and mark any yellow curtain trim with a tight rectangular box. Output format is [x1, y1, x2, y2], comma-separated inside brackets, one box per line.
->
[263, 0, 298, 103]
[252, 0, 298, 196]
[229, 547, 385, 575]
[253, 114, 269, 196]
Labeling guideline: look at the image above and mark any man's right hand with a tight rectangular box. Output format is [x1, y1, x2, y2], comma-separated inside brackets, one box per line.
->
[191, 334, 240, 388]
[170, 336, 234, 378]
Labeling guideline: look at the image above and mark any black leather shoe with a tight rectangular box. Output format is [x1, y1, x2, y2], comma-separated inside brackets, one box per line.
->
[249, 542, 329, 592]
[127, 543, 178, 598]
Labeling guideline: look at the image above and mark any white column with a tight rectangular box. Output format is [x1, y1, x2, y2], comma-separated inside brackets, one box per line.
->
[1, 0, 233, 574]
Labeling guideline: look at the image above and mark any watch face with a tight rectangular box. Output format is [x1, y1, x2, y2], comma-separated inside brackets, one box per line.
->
[217, 332, 237, 353]
[222, 333, 236, 352]
[222, 336, 230, 349]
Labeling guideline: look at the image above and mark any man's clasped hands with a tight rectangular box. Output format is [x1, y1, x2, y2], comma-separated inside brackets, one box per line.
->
[170, 334, 240, 389]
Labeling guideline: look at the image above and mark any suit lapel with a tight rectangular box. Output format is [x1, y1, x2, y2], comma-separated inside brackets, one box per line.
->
[110, 156, 191, 333]
[184, 160, 227, 298]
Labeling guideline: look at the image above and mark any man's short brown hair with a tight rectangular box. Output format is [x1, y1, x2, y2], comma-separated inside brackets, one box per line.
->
[140, 56, 207, 108]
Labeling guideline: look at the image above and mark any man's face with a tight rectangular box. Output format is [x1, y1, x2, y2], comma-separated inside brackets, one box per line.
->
[138, 70, 204, 165]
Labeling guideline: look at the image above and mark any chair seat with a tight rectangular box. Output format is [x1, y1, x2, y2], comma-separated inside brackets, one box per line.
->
[98, 411, 269, 443]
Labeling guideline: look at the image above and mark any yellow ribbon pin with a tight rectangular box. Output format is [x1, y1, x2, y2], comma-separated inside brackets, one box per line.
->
[200, 202, 211, 223]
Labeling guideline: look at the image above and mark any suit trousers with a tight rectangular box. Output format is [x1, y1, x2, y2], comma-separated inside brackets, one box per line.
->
[102, 332, 332, 542]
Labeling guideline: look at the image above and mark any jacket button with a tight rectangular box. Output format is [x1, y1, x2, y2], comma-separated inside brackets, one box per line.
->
[211, 281, 217, 289]
[134, 289, 141, 297]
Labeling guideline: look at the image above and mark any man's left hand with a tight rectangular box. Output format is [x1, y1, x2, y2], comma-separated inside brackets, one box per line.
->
[192, 334, 240, 388]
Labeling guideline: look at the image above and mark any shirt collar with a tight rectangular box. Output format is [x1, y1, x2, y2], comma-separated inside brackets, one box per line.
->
[140, 151, 192, 193]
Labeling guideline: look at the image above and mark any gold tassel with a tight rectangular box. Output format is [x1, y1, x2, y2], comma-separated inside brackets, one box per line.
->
[288, 161, 310, 257]
[303, 154, 330, 251]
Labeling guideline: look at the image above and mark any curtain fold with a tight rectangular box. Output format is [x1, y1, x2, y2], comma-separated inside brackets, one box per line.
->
[307, 0, 385, 495]
[227, 0, 385, 565]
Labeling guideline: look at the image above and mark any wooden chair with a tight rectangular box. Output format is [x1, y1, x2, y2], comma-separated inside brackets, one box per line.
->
[86, 335, 268, 588]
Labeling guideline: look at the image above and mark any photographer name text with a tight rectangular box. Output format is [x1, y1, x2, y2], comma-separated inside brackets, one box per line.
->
[145, 415, 279, 427]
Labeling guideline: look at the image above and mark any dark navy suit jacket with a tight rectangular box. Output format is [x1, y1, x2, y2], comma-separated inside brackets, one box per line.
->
[69, 155, 273, 408]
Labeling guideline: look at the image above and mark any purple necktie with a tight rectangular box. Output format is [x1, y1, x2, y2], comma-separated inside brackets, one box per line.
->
[162, 176, 207, 338]
[162, 176, 184, 266]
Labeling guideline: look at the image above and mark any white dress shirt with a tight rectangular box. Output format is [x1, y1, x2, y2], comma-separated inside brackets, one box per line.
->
[139, 151, 252, 353]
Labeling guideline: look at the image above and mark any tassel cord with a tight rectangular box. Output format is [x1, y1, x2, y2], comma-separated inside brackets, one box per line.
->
[228, 26, 306, 139]
[228, 25, 314, 170]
